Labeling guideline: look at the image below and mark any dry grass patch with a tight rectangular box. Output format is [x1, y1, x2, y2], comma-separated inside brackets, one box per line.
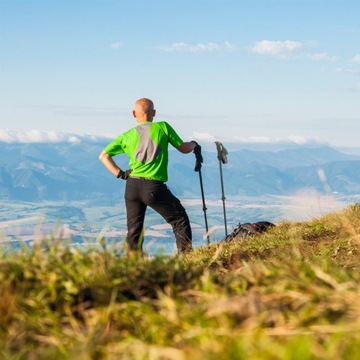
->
[1, 203, 360, 359]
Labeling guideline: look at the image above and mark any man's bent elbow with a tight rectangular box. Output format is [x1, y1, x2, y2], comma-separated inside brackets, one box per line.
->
[99, 150, 110, 162]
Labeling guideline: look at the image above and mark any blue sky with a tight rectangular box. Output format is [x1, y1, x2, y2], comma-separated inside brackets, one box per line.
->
[0, 0, 359, 147]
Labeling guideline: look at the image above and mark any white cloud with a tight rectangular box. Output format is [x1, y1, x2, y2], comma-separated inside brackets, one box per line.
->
[350, 54, 360, 63]
[191, 132, 217, 141]
[334, 67, 360, 75]
[158, 41, 236, 53]
[110, 42, 124, 49]
[232, 135, 325, 145]
[236, 136, 278, 143]
[192, 133, 325, 145]
[342, 83, 360, 92]
[249, 40, 338, 61]
[287, 135, 323, 145]
[284, 188, 345, 221]
[0, 129, 83, 143]
[306, 52, 338, 61]
[249, 40, 303, 57]
[0, 130, 327, 146]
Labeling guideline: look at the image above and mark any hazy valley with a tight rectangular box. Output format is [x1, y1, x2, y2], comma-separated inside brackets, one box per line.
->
[1, 138, 359, 253]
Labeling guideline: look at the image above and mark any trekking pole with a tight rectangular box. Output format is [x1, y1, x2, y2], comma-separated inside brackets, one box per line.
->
[198, 167, 210, 244]
[193, 142, 210, 244]
[215, 141, 228, 238]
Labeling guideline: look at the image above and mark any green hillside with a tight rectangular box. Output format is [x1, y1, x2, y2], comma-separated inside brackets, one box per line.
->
[1, 204, 360, 359]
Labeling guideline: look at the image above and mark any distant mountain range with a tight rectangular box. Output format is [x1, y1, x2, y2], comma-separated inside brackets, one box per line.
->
[1, 139, 360, 202]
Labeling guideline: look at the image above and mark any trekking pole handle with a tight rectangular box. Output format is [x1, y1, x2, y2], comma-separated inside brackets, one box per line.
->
[192, 141, 203, 172]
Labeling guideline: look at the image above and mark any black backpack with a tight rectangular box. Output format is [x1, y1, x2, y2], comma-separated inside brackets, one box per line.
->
[226, 221, 275, 242]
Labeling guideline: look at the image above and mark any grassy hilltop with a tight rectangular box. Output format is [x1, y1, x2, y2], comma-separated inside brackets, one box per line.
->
[1, 204, 360, 359]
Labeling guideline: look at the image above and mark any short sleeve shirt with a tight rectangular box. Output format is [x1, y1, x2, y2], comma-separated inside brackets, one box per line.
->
[103, 121, 183, 182]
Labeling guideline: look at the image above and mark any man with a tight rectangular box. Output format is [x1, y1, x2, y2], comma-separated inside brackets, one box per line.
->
[99, 98, 200, 255]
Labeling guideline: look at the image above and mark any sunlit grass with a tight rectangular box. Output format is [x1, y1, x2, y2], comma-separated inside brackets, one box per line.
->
[1, 203, 360, 359]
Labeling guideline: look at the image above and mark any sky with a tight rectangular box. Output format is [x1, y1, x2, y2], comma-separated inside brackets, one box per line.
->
[0, 0, 359, 148]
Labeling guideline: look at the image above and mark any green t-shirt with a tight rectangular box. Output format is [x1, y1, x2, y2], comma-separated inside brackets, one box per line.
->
[103, 121, 183, 182]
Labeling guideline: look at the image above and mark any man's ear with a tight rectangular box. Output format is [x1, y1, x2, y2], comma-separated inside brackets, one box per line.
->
[153, 109, 156, 117]
[132, 110, 136, 118]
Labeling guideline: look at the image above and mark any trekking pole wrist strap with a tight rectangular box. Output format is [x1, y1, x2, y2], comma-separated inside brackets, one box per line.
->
[116, 169, 124, 178]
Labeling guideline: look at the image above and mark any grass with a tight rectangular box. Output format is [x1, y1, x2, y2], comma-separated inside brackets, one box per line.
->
[0, 203, 360, 359]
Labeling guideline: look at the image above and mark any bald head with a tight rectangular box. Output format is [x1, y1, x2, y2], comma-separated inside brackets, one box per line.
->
[133, 98, 156, 122]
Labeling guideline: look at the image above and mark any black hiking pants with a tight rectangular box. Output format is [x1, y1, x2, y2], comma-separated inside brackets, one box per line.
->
[124, 177, 192, 253]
